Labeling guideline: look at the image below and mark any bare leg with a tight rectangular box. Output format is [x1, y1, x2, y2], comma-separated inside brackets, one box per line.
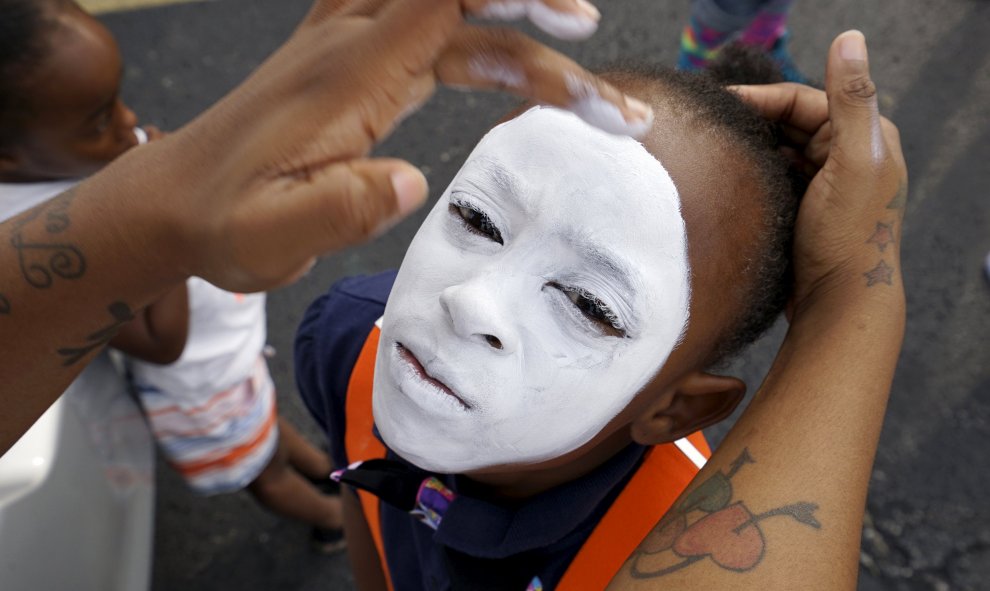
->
[277, 416, 333, 480]
[247, 422, 342, 531]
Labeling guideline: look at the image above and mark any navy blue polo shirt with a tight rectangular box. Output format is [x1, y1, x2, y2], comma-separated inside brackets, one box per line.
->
[294, 271, 647, 591]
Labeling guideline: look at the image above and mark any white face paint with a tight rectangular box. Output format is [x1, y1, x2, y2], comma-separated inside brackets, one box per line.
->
[373, 107, 691, 473]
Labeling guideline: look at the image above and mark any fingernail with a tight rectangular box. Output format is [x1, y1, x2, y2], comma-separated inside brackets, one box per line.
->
[576, 0, 601, 21]
[839, 30, 867, 61]
[527, 1, 599, 40]
[624, 96, 653, 123]
[391, 168, 427, 217]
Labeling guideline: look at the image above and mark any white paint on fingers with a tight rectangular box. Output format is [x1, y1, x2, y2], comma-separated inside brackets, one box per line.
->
[478, 0, 600, 41]
[565, 73, 654, 138]
[468, 54, 528, 90]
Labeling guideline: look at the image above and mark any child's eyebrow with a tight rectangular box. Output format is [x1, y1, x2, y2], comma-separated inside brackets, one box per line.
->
[83, 94, 116, 123]
[561, 230, 639, 300]
[460, 157, 524, 201]
[465, 157, 641, 301]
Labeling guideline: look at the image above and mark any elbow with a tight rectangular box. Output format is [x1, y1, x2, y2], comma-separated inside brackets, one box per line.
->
[156, 341, 186, 365]
[144, 339, 186, 365]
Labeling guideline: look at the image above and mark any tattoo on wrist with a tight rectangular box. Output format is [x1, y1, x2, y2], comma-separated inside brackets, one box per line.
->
[57, 301, 134, 366]
[864, 209, 898, 286]
[629, 448, 820, 579]
[864, 260, 895, 287]
[9, 188, 87, 289]
[0, 293, 9, 315]
[866, 221, 895, 253]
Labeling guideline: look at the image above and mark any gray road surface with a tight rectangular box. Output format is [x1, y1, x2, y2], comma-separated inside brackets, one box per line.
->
[99, 0, 990, 589]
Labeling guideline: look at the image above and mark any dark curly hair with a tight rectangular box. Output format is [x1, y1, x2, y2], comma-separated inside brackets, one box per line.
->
[600, 44, 806, 367]
[0, 0, 69, 150]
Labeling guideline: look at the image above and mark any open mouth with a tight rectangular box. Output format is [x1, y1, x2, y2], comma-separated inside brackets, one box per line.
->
[395, 343, 472, 410]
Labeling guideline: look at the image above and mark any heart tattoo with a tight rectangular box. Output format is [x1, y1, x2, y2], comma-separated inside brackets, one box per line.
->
[630, 448, 820, 579]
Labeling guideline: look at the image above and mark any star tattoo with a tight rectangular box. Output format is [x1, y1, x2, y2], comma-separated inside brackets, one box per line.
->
[864, 260, 894, 287]
[866, 222, 895, 252]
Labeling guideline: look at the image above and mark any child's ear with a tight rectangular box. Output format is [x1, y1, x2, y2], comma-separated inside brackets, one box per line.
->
[630, 372, 745, 446]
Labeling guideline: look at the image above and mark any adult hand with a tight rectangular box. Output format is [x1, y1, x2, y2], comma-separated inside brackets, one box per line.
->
[732, 30, 907, 315]
[126, 0, 652, 292]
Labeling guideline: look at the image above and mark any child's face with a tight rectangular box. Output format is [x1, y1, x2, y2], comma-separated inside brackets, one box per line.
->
[374, 107, 692, 473]
[2, 6, 139, 181]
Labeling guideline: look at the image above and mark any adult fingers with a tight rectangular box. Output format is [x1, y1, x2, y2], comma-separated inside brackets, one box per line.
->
[467, 0, 601, 40]
[435, 26, 654, 136]
[824, 30, 886, 166]
[370, 0, 601, 74]
[344, 0, 600, 39]
[730, 82, 829, 137]
[345, 0, 649, 138]
[268, 158, 428, 267]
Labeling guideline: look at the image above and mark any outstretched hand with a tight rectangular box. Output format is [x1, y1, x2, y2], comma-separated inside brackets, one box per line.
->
[132, 0, 651, 293]
[732, 31, 907, 316]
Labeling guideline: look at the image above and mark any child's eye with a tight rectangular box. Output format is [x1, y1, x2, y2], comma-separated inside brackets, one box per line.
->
[449, 202, 503, 245]
[550, 282, 626, 338]
[91, 109, 113, 135]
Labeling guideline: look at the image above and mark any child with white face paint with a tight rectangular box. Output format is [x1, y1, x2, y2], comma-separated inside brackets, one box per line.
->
[295, 53, 801, 591]
[374, 107, 691, 473]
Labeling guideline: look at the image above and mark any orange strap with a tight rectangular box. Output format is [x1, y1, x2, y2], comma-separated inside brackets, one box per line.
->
[345, 325, 710, 591]
[556, 430, 709, 591]
[344, 325, 394, 591]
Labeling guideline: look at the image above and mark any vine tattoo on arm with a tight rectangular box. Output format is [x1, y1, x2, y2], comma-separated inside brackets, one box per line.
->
[57, 301, 135, 366]
[10, 188, 86, 289]
[629, 448, 821, 579]
[1, 189, 131, 363]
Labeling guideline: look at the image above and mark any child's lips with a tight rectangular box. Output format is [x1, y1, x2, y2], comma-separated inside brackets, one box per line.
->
[396, 343, 472, 410]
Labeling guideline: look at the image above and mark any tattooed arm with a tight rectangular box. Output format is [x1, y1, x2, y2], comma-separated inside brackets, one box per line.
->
[0, 0, 653, 456]
[609, 31, 907, 590]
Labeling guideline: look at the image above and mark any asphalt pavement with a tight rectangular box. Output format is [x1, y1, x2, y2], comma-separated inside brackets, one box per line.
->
[99, 0, 990, 589]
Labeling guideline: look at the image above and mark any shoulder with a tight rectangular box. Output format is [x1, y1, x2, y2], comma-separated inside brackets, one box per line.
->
[297, 270, 395, 346]
[326, 271, 397, 307]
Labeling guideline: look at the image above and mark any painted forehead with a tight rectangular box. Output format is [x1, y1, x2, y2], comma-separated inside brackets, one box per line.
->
[457, 107, 687, 261]
[474, 107, 678, 197]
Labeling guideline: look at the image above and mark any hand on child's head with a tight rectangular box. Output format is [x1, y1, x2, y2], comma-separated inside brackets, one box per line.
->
[0, 1, 142, 181]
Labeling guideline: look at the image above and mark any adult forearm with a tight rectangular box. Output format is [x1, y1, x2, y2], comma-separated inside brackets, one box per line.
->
[609, 289, 904, 590]
[610, 29, 908, 590]
[0, 144, 186, 455]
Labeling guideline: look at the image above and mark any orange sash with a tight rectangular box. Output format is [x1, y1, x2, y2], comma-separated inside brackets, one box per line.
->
[343, 325, 710, 591]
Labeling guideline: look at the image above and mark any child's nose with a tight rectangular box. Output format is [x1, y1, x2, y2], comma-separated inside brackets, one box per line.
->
[439, 280, 518, 354]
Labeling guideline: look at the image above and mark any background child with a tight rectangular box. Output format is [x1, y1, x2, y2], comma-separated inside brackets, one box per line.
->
[0, 0, 343, 553]
[679, 0, 806, 83]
